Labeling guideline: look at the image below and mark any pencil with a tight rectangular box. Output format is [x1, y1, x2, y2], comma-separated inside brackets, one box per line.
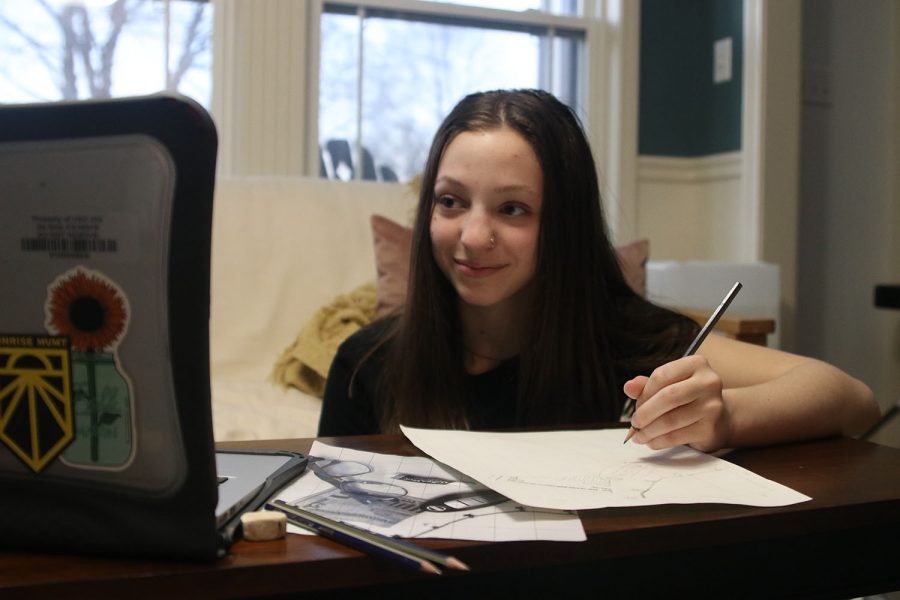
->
[271, 499, 468, 570]
[624, 281, 743, 444]
[373, 530, 470, 571]
[267, 500, 468, 574]
[267, 500, 441, 574]
[292, 499, 469, 570]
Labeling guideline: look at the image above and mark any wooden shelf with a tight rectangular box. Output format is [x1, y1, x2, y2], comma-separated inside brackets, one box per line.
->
[675, 307, 776, 346]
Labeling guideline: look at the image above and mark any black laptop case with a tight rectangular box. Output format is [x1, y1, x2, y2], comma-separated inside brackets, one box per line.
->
[0, 94, 228, 559]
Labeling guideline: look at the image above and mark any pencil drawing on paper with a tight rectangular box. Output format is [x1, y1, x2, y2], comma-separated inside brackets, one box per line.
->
[400, 426, 813, 510]
[494, 451, 733, 501]
[275, 441, 587, 542]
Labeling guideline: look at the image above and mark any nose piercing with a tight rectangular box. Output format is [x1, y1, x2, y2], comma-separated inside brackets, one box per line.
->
[489, 233, 496, 249]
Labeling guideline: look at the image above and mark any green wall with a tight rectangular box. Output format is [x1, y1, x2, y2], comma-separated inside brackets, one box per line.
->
[639, 0, 743, 156]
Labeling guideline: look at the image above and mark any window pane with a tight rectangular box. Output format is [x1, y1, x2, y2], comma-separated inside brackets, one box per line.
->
[319, 9, 585, 183]
[164, 1, 214, 107]
[550, 31, 585, 117]
[319, 11, 362, 180]
[0, 0, 212, 108]
[361, 18, 540, 182]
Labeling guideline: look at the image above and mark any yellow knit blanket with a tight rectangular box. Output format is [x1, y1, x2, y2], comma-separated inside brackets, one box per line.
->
[271, 281, 377, 397]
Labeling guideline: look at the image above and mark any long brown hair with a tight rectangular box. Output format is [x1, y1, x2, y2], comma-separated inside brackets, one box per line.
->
[374, 89, 697, 432]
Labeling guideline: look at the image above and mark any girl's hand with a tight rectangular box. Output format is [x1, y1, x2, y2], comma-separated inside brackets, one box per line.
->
[624, 355, 731, 452]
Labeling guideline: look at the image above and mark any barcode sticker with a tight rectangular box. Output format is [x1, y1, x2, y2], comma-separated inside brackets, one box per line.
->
[2, 213, 137, 261]
[21, 238, 119, 253]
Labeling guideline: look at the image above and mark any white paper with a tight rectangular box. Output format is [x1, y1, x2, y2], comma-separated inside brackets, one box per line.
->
[401, 426, 812, 510]
[275, 441, 586, 542]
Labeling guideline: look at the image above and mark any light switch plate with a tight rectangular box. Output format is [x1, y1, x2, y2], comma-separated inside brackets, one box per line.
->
[714, 37, 732, 83]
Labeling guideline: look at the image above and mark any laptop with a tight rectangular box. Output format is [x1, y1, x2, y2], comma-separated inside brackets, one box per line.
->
[0, 94, 307, 559]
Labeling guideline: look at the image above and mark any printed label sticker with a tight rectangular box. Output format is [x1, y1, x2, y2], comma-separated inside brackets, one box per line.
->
[0, 335, 74, 472]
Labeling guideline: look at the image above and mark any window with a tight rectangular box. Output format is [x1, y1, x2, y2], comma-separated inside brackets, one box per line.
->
[3, 0, 637, 236]
[317, 1, 588, 183]
[0, 0, 212, 108]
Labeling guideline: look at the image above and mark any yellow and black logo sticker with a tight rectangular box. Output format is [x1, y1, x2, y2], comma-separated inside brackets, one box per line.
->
[0, 335, 73, 472]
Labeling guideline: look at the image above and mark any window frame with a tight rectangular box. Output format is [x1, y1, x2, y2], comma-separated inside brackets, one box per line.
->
[211, 0, 640, 240]
[313, 0, 592, 182]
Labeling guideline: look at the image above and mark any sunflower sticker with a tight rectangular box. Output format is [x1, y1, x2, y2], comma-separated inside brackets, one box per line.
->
[44, 267, 134, 469]
[45, 268, 129, 352]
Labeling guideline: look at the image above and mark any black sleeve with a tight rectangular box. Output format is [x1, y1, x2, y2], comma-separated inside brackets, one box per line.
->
[317, 321, 388, 436]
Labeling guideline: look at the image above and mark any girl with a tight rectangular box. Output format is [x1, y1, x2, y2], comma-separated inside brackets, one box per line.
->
[319, 89, 879, 452]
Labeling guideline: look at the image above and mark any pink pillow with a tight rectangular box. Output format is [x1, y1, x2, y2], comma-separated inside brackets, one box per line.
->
[371, 215, 648, 314]
[371, 215, 412, 316]
[614, 238, 649, 297]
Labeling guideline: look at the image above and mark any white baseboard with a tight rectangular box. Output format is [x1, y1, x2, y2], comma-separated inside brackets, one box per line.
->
[637, 152, 743, 183]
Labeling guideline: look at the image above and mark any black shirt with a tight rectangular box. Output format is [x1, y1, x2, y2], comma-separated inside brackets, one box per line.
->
[318, 318, 520, 436]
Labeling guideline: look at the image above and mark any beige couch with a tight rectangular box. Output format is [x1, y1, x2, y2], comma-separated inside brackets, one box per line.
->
[209, 177, 416, 441]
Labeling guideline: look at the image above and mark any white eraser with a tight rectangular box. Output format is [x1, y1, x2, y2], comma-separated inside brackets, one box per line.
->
[240, 510, 287, 542]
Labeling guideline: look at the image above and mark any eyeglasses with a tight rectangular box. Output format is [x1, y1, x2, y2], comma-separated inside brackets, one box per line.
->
[309, 459, 408, 500]
[309, 458, 507, 513]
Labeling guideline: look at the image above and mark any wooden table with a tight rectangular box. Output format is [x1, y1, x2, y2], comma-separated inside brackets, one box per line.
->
[2, 433, 900, 599]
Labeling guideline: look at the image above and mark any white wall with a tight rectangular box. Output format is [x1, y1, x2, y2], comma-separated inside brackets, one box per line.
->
[634, 1, 803, 350]
[636, 0, 899, 427]
[797, 0, 900, 418]
[635, 153, 744, 261]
